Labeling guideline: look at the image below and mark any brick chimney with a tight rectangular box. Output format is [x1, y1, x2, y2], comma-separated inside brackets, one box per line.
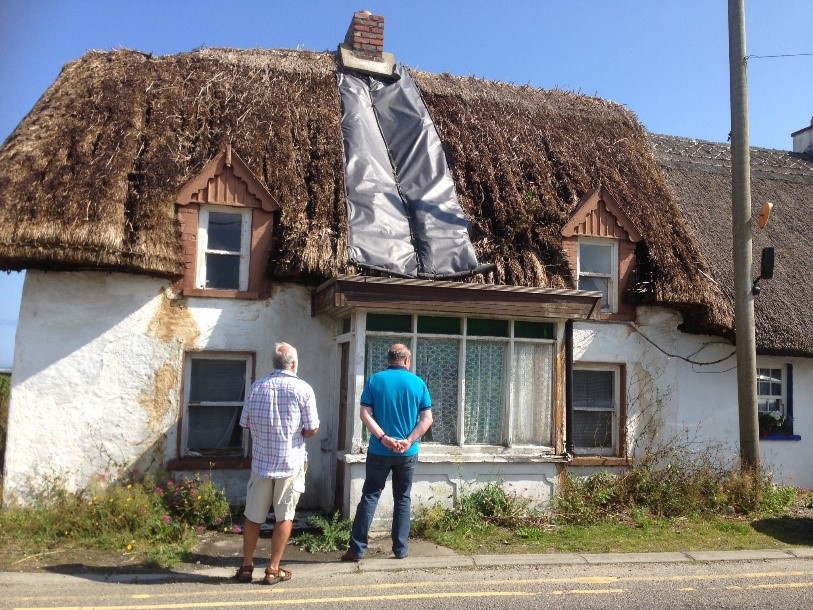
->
[344, 10, 385, 61]
[791, 116, 813, 155]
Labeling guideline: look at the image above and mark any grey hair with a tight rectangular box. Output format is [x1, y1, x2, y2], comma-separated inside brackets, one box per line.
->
[387, 345, 410, 363]
[273, 342, 298, 370]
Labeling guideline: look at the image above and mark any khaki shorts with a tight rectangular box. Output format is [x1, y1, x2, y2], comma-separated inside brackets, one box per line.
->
[243, 464, 307, 524]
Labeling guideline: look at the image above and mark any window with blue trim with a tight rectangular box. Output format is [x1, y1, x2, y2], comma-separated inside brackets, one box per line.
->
[757, 362, 796, 438]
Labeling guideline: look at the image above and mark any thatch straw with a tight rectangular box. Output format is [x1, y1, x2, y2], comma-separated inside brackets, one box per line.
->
[0, 48, 730, 336]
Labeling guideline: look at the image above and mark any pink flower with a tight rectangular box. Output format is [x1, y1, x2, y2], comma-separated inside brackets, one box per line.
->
[154, 487, 164, 495]
[161, 515, 171, 523]
[196, 525, 205, 534]
[214, 517, 223, 525]
[231, 525, 243, 534]
[190, 488, 199, 497]
[166, 480, 175, 488]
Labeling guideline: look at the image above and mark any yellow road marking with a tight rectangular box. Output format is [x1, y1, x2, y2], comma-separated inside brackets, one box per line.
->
[9, 569, 813, 607]
[13, 590, 536, 610]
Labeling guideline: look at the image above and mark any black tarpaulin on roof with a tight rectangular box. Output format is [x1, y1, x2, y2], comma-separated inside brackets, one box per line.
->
[338, 63, 483, 278]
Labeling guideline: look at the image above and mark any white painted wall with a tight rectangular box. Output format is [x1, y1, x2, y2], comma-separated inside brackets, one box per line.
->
[5, 272, 811, 518]
[2, 271, 337, 509]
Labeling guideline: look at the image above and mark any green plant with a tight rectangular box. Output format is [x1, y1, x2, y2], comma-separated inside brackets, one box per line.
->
[414, 481, 535, 547]
[758, 411, 787, 436]
[292, 512, 351, 553]
[157, 472, 231, 531]
[0, 470, 234, 568]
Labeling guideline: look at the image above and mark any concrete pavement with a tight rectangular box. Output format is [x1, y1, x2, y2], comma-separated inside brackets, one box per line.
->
[1, 539, 812, 585]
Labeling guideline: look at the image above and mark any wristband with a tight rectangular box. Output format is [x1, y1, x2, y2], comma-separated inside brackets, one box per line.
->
[378, 433, 386, 441]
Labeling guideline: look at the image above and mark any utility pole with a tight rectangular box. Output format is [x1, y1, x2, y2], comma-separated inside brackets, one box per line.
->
[728, 0, 759, 470]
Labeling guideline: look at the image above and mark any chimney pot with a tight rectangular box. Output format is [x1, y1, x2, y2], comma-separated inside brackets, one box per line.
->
[791, 115, 813, 154]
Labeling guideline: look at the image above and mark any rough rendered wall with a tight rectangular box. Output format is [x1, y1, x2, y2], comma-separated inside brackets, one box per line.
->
[2, 271, 336, 508]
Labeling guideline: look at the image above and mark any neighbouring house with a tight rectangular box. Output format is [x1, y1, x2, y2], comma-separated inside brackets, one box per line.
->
[651, 133, 813, 476]
[1, 11, 810, 525]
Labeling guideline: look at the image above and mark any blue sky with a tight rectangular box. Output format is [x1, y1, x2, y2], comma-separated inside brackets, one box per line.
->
[1, 0, 811, 368]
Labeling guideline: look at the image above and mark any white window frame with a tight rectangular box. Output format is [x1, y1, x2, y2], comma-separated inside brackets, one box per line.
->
[572, 364, 621, 456]
[181, 352, 253, 457]
[356, 312, 558, 451]
[196, 205, 252, 291]
[756, 362, 786, 418]
[577, 237, 618, 312]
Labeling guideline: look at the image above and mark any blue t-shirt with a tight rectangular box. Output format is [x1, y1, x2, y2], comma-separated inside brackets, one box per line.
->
[361, 365, 431, 457]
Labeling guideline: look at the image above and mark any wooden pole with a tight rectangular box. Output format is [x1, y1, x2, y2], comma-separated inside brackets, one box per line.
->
[728, 0, 760, 471]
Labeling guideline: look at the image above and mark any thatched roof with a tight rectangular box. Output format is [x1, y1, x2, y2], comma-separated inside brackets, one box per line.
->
[0, 48, 729, 333]
[653, 135, 813, 357]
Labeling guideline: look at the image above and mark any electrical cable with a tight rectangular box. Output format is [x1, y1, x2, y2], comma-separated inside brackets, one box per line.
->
[627, 322, 736, 367]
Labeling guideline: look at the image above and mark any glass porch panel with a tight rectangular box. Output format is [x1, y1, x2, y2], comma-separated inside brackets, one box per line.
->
[364, 335, 411, 378]
[187, 404, 242, 452]
[464, 340, 506, 444]
[511, 342, 553, 445]
[573, 410, 613, 448]
[416, 338, 459, 444]
[190, 359, 246, 402]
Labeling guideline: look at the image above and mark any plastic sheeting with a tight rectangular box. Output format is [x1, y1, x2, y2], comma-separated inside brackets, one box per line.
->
[338, 64, 483, 278]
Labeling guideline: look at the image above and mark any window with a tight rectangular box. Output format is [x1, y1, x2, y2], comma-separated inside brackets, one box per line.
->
[183, 354, 252, 456]
[573, 366, 621, 455]
[363, 313, 555, 447]
[757, 363, 794, 437]
[577, 239, 617, 312]
[196, 206, 252, 290]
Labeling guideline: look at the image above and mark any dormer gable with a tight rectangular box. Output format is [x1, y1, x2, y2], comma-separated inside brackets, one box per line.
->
[176, 145, 278, 211]
[174, 146, 277, 299]
[562, 187, 641, 242]
[561, 187, 641, 320]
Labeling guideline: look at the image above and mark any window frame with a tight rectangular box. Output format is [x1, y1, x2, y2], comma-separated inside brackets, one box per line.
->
[572, 363, 622, 456]
[358, 311, 558, 450]
[577, 237, 618, 313]
[196, 205, 252, 291]
[756, 360, 796, 438]
[180, 351, 254, 459]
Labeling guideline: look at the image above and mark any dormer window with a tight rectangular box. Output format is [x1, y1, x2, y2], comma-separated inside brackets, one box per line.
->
[562, 187, 641, 319]
[197, 207, 252, 290]
[175, 146, 279, 299]
[577, 238, 618, 311]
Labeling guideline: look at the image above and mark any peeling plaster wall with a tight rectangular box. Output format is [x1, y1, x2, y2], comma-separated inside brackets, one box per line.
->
[576, 307, 813, 488]
[3, 271, 180, 503]
[2, 271, 337, 508]
[5, 271, 811, 511]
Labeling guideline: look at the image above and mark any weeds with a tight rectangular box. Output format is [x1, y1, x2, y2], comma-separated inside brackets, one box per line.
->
[292, 512, 351, 553]
[0, 471, 234, 567]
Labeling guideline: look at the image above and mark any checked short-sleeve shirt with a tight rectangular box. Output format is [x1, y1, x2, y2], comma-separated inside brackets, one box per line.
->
[240, 369, 320, 479]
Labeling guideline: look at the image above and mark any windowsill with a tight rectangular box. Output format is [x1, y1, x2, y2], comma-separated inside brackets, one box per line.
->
[339, 447, 568, 464]
[569, 455, 631, 467]
[167, 456, 250, 470]
[182, 288, 260, 300]
[759, 435, 801, 441]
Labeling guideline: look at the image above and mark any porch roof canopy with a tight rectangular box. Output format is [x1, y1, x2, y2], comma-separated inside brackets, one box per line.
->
[312, 275, 602, 320]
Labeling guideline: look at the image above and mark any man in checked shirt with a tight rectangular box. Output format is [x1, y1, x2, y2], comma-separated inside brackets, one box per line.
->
[234, 342, 320, 585]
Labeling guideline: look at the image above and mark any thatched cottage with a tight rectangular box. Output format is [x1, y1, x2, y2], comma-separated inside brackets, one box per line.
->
[2, 11, 811, 519]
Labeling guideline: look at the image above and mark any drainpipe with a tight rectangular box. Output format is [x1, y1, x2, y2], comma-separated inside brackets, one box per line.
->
[565, 320, 574, 455]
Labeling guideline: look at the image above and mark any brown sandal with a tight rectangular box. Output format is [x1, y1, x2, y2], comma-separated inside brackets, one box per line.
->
[262, 566, 292, 585]
[234, 564, 254, 583]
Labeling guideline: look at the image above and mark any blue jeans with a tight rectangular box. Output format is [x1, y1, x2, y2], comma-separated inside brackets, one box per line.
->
[348, 453, 418, 558]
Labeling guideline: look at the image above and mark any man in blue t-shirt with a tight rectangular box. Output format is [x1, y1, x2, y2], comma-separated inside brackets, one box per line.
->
[342, 343, 433, 561]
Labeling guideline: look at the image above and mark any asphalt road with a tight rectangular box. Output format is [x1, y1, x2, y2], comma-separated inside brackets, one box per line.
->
[1, 555, 812, 610]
